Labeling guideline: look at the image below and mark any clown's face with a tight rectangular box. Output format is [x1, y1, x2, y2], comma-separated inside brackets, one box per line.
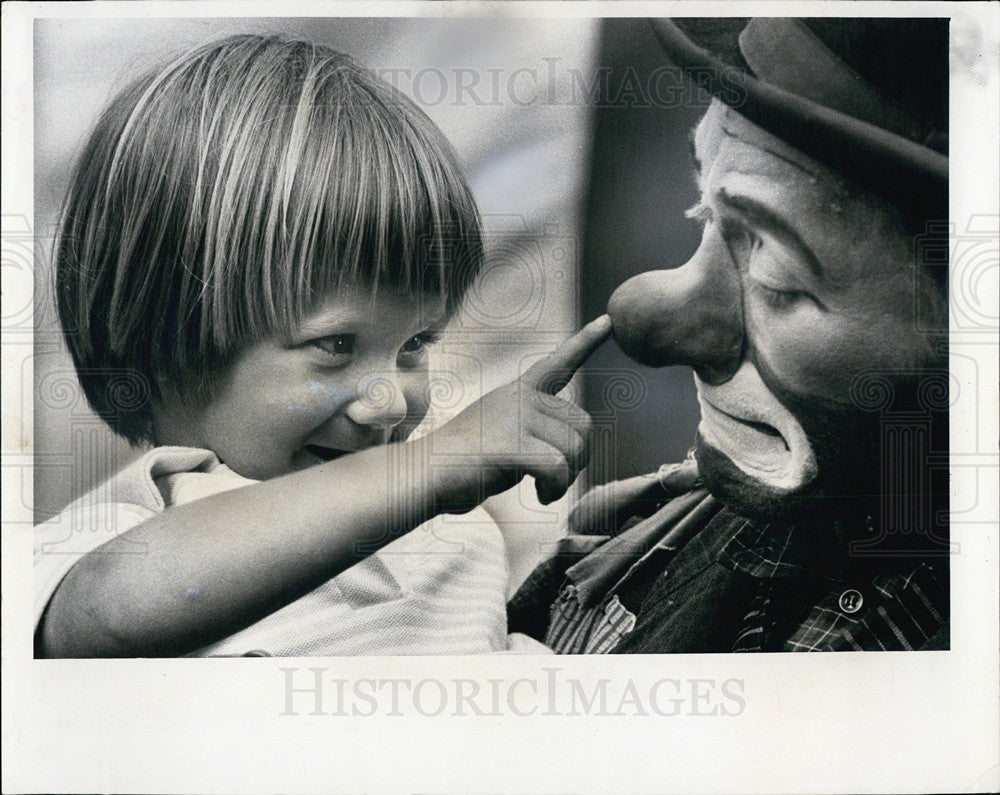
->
[608, 101, 944, 519]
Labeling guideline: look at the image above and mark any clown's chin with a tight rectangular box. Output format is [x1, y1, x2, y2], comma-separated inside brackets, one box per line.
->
[695, 441, 813, 521]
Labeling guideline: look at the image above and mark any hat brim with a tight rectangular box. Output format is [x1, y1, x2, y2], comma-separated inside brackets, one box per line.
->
[649, 19, 947, 219]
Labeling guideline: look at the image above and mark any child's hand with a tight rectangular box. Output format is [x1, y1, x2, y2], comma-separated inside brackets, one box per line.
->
[421, 315, 612, 512]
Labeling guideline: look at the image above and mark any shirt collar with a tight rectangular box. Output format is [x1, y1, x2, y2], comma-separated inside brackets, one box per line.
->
[563, 489, 716, 609]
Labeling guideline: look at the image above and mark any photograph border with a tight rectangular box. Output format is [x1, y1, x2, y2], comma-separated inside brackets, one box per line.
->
[3, 2, 998, 793]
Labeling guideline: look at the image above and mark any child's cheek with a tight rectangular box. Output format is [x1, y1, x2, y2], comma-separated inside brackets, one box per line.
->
[269, 382, 357, 421]
[396, 378, 433, 440]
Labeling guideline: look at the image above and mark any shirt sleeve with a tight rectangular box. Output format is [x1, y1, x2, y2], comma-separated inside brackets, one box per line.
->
[32, 445, 232, 635]
[33, 501, 157, 632]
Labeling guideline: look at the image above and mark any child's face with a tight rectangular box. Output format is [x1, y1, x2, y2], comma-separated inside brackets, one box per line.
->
[181, 286, 448, 481]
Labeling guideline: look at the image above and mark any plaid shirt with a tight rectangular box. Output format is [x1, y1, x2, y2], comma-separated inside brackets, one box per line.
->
[508, 491, 949, 653]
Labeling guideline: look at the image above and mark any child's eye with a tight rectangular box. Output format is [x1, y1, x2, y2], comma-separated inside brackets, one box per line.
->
[399, 331, 440, 356]
[313, 335, 356, 358]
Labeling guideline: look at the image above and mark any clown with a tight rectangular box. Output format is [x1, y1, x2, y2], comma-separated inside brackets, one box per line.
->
[510, 18, 950, 653]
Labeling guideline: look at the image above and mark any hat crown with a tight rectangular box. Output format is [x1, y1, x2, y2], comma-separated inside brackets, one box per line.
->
[801, 18, 948, 135]
[674, 17, 948, 148]
[739, 19, 946, 151]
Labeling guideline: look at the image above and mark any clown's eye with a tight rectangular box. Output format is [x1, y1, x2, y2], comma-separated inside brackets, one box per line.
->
[747, 245, 824, 312]
[755, 283, 807, 309]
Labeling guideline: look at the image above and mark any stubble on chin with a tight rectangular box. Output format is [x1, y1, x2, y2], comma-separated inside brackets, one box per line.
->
[695, 440, 803, 522]
[694, 403, 884, 525]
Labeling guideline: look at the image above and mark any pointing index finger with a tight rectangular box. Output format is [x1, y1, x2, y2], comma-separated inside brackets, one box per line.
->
[526, 315, 612, 395]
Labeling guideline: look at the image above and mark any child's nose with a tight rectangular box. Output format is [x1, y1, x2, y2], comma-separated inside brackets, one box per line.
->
[345, 373, 409, 430]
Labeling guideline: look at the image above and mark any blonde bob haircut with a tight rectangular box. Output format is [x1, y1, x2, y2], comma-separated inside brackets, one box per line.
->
[56, 34, 484, 445]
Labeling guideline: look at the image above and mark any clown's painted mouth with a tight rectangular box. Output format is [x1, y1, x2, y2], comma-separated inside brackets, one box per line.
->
[709, 405, 788, 448]
[695, 363, 817, 494]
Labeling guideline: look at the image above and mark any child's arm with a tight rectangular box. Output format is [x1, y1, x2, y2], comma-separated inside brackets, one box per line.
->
[37, 317, 611, 657]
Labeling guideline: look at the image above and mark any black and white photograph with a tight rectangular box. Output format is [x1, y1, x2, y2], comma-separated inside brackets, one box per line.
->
[3, 2, 999, 792]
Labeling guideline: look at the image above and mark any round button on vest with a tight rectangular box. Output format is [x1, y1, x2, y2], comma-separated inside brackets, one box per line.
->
[838, 589, 864, 614]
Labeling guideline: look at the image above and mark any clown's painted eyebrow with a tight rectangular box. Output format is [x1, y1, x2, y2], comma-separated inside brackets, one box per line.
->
[715, 187, 824, 280]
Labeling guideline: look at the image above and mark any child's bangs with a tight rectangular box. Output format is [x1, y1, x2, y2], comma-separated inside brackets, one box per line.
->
[242, 61, 483, 337]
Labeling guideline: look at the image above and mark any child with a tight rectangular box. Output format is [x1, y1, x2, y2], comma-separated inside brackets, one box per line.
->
[34, 35, 609, 657]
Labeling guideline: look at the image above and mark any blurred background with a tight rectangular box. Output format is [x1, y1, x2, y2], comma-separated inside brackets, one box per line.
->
[32, 17, 705, 585]
[580, 19, 705, 484]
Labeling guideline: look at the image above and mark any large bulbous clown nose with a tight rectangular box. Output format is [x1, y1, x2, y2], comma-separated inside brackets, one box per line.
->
[607, 231, 744, 385]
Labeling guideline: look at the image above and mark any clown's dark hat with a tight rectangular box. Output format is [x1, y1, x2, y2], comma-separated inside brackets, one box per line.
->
[650, 18, 948, 219]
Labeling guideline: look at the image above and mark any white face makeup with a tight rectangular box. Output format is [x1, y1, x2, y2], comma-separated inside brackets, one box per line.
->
[696, 361, 817, 494]
[162, 286, 448, 481]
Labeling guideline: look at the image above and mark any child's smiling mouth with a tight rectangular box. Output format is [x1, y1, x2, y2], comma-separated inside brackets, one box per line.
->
[305, 444, 351, 464]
